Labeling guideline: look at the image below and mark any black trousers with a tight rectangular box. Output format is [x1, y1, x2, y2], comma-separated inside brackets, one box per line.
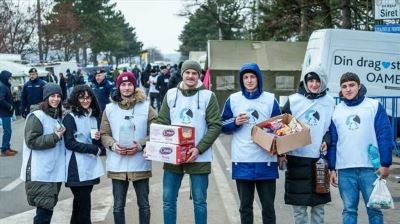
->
[34, 207, 53, 224]
[70, 185, 94, 224]
[236, 179, 276, 224]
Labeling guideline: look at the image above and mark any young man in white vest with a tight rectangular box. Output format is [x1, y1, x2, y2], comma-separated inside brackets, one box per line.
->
[155, 60, 221, 224]
[221, 62, 281, 224]
[100, 72, 157, 224]
[281, 67, 335, 224]
[328, 72, 394, 224]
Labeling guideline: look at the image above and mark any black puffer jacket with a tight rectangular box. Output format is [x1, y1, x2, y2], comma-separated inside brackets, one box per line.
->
[284, 155, 331, 206]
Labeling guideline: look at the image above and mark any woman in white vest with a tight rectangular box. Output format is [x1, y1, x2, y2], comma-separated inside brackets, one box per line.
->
[100, 72, 157, 224]
[20, 83, 66, 224]
[281, 68, 335, 224]
[221, 63, 282, 224]
[62, 85, 104, 224]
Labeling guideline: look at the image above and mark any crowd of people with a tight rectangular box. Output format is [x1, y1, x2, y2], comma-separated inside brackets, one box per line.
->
[0, 59, 395, 224]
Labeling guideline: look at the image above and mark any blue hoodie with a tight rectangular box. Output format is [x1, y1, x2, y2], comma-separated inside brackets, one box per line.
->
[221, 63, 281, 180]
[0, 70, 14, 117]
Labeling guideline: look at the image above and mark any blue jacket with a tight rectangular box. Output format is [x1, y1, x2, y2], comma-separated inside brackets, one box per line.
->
[91, 79, 113, 111]
[327, 85, 394, 169]
[0, 70, 14, 117]
[20, 78, 46, 114]
[221, 63, 281, 180]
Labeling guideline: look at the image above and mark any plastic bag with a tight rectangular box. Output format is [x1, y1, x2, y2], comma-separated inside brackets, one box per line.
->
[367, 178, 394, 209]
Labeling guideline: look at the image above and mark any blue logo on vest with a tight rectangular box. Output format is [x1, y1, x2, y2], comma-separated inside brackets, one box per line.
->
[179, 108, 193, 124]
[304, 109, 320, 126]
[246, 108, 259, 125]
[346, 114, 360, 130]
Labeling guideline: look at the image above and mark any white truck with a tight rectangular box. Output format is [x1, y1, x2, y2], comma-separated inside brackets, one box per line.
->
[301, 29, 400, 141]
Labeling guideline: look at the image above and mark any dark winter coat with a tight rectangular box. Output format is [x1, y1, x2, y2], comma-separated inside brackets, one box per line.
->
[155, 73, 170, 100]
[62, 113, 101, 187]
[20, 78, 46, 116]
[59, 76, 67, 100]
[168, 73, 182, 90]
[66, 72, 75, 88]
[284, 155, 331, 206]
[91, 79, 113, 111]
[141, 69, 151, 88]
[0, 70, 14, 117]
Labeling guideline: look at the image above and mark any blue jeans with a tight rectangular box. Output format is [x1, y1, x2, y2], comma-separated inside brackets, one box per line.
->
[34, 207, 53, 224]
[1, 116, 12, 151]
[163, 171, 209, 224]
[338, 168, 383, 224]
[292, 204, 324, 224]
[112, 178, 150, 224]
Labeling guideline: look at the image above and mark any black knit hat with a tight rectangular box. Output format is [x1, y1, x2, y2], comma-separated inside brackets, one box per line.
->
[340, 72, 360, 85]
[304, 72, 320, 83]
[43, 83, 62, 100]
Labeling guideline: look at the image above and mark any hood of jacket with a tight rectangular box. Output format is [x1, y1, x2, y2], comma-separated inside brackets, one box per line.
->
[239, 63, 263, 99]
[0, 70, 12, 87]
[302, 66, 328, 93]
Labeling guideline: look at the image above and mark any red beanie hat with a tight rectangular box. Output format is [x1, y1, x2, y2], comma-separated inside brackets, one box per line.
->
[116, 71, 136, 89]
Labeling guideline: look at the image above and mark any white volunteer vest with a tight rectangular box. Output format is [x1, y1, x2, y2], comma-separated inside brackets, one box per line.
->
[65, 113, 104, 181]
[332, 98, 379, 169]
[105, 101, 151, 172]
[287, 93, 335, 158]
[230, 91, 277, 163]
[166, 87, 212, 162]
[20, 110, 66, 182]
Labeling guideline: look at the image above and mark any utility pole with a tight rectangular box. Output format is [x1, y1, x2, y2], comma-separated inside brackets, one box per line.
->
[37, 0, 43, 62]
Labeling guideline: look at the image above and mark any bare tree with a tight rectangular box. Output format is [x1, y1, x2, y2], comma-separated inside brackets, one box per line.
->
[341, 0, 352, 29]
[0, 0, 36, 55]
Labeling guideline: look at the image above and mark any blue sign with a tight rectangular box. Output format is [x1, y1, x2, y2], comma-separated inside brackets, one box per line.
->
[375, 24, 400, 33]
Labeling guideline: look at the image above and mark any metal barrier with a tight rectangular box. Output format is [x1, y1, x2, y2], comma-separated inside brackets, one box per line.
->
[335, 96, 400, 156]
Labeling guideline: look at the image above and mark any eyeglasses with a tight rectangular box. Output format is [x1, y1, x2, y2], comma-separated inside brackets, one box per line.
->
[78, 96, 92, 102]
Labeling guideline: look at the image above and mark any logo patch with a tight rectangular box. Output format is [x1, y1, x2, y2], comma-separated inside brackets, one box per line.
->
[304, 109, 320, 126]
[245, 108, 259, 125]
[345, 114, 361, 130]
[179, 108, 193, 124]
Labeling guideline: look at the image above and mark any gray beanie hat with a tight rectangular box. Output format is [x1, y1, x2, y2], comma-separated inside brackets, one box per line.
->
[181, 60, 202, 76]
[43, 83, 62, 100]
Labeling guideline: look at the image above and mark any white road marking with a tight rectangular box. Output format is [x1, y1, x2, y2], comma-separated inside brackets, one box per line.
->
[0, 178, 23, 192]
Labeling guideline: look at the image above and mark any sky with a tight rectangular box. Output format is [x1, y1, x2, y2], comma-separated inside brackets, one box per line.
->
[113, 0, 188, 55]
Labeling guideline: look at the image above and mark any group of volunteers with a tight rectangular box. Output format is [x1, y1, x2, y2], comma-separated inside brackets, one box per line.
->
[18, 59, 394, 224]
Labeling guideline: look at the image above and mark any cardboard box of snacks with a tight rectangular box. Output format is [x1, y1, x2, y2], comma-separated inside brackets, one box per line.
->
[150, 123, 195, 145]
[144, 141, 192, 165]
[251, 113, 311, 155]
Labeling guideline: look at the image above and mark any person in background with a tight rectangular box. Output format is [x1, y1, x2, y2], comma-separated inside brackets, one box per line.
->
[91, 69, 113, 112]
[0, 70, 17, 156]
[168, 62, 183, 90]
[20, 83, 66, 224]
[282, 67, 335, 224]
[132, 64, 141, 87]
[155, 60, 221, 224]
[59, 73, 67, 101]
[140, 64, 152, 97]
[66, 69, 75, 97]
[148, 68, 160, 110]
[100, 72, 157, 224]
[155, 65, 170, 105]
[328, 72, 394, 224]
[63, 85, 104, 224]
[20, 68, 46, 118]
[221, 63, 281, 224]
